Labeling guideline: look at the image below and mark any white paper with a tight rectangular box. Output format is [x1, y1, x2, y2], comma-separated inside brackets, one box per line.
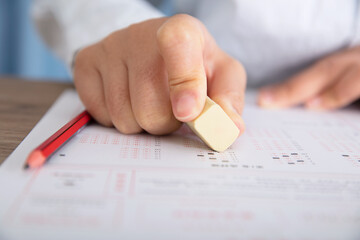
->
[1, 90, 360, 240]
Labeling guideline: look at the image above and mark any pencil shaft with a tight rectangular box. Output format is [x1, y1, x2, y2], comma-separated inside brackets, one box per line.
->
[25, 111, 91, 169]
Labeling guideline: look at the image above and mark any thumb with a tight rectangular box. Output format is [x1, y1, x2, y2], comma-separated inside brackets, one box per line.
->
[157, 14, 207, 122]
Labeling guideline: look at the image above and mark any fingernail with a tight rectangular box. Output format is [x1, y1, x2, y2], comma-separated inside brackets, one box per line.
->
[307, 97, 322, 109]
[174, 93, 198, 121]
[259, 90, 274, 107]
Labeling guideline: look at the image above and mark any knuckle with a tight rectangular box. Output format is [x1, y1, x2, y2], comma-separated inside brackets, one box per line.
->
[234, 59, 246, 76]
[228, 57, 244, 70]
[107, 99, 142, 135]
[168, 73, 203, 90]
[157, 14, 199, 49]
[113, 120, 142, 135]
[136, 107, 180, 135]
[73, 47, 91, 72]
[73, 45, 102, 82]
[102, 31, 121, 52]
[227, 57, 247, 82]
[106, 92, 128, 117]
[101, 30, 127, 60]
[87, 108, 113, 128]
[99, 119, 113, 128]
[172, 13, 196, 22]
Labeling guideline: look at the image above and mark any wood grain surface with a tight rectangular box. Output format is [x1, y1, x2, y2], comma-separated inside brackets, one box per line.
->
[0, 77, 73, 164]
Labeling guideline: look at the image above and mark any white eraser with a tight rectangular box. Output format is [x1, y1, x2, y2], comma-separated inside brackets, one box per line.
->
[186, 97, 239, 152]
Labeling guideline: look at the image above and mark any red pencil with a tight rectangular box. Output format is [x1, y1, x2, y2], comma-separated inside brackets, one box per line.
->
[24, 110, 92, 169]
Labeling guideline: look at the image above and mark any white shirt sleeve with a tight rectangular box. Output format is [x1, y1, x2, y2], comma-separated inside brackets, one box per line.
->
[350, 1, 360, 47]
[31, 0, 164, 71]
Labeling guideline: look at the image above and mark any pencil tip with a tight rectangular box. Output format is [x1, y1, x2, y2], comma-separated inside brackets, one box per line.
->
[24, 150, 46, 170]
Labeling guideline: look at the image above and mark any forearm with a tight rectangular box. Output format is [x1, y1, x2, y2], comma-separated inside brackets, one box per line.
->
[32, 0, 164, 71]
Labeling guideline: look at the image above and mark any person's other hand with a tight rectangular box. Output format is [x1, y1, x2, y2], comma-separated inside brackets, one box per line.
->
[258, 46, 360, 110]
[73, 14, 246, 135]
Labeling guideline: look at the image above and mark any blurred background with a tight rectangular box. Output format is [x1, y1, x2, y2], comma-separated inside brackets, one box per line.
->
[0, 0, 172, 82]
[1, 0, 70, 81]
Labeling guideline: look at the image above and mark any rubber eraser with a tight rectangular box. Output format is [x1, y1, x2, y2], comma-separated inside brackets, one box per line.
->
[186, 97, 239, 152]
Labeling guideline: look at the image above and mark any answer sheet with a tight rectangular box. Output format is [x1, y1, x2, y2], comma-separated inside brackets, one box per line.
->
[0, 90, 360, 240]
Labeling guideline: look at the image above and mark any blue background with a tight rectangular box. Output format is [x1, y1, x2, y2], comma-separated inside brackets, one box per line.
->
[0, 0, 172, 82]
[0, 0, 70, 81]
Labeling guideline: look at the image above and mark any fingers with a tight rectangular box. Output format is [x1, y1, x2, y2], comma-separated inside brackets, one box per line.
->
[101, 51, 143, 134]
[128, 55, 182, 135]
[208, 53, 247, 135]
[73, 47, 112, 127]
[258, 47, 360, 110]
[157, 14, 207, 122]
[258, 57, 347, 108]
[306, 64, 360, 110]
[75, 15, 248, 138]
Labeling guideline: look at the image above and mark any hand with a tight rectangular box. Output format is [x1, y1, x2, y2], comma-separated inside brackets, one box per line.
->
[73, 14, 246, 135]
[258, 46, 360, 110]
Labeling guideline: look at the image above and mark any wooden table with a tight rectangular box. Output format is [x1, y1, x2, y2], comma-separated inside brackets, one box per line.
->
[0, 77, 73, 164]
